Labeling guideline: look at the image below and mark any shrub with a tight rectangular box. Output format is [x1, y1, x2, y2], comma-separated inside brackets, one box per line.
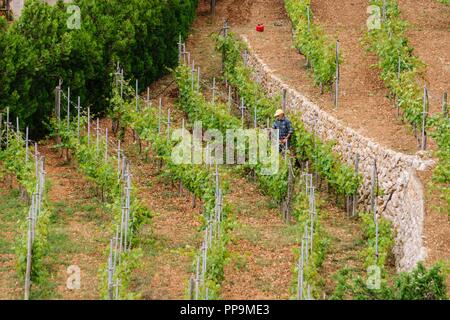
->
[0, 0, 198, 137]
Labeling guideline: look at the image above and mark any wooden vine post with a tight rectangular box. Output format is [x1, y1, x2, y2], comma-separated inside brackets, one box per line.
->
[240, 98, 246, 128]
[212, 77, 216, 105]
[178, 34, 183, 63]
[228, 85, 232, 112]
[210, 0, 216, 17]
[396, 55, 401, 117]
[87, 107, 90, 146]
[282, 88, 287, 112]
[283, 157, 294, 223]
[306, 5, 311, 68]
[6, 107, 8, 147]
[352, 154, 360, 217]
[135, 79, 139, 112]
[24, 155, 46, 300]
[442, 92, 448, 118]
[76, 96, 81, 142]
[197, 67, 201, 93]
[107, 160, 134, 299]
[371, 159, 379, 262]
[167, 108, 171, 143]
[334, 40, 340, 109]
[55, 79, 62, 146]
[191, 61, 196, 91]
[67, 86, 71, 128]
[55, 79, 62, 125]
[221, 20, 229, 72]
[421, 85, 428, 151]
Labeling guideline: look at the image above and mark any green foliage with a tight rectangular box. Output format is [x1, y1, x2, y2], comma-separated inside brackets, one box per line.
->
[175, 61, 290, 204]
[428, 114, 450, 214]
[48, 109, 151, 299]
[364, 0, 424, 127]
[332, 208, 447, 300]
[99, 248, 144, 300]
[393, 263, 448, 300]
[284, 0, 338, 86]
[175, 64, 241, 132]
[0, 0, 198, 137]
[16, 205, 51, 288]
[0, 128, 51, 293]
[214, 35, 360, 199]
[215, 34, 279, 121]
[255, 157, 289, 204]
[113, 74, 232, 300]
[290, 116, 361, 197]
[0, 129, 36, 194]
[365, 0, 449, 214]
[359, 212, 395, 270]
[289, 180, 330, 299]
[331, 262, 448, 300]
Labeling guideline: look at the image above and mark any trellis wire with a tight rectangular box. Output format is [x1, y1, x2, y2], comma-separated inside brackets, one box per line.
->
[6, 107, 9, 147]
[197, 67, 201, 93]
[58, 78, 137, 299]
[87, 107, 91, 145]
[191, 61, 196, 91]
[96, 118, 100, 153]
[240, 97, 245, 128]
[221, 20, 229, 72]
[107, 157, 134, 300]
[443, 92, 448, 118]
[421, 85, 428, 150]
[212, 77, 216, 105]
[190, 164, 223, 300]
[158, 98, 162, 134]
[371, 159, 379, 262]
[67, 86, 70, 128]
[297, 172, 317, 300]
[334, 40, 340, 109]
[352, 154, 360, 217]
[282, 88, 287, 112]
[24, 152, 46, 300]
[135, 79, 139, 112]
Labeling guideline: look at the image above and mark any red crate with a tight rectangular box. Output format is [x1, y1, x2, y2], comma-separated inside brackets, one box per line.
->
[256, 24, 264, 32]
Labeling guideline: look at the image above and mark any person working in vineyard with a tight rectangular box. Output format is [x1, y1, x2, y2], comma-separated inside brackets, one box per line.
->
[273, 109, 293, 153]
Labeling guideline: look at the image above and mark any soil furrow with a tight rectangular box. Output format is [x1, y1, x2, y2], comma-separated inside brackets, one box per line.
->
[40, 143, 110, 299]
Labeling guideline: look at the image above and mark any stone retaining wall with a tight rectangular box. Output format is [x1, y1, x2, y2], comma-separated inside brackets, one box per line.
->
[242, 35, 434, 272]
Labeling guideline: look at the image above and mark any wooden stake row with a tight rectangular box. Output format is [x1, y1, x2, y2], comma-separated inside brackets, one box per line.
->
[189, 164, 223, 300]
[24, 155, 46, 300]
[297, 172, 316, 300]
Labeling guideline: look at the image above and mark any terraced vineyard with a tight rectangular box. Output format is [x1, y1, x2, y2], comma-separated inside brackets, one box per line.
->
[0, 0, 448, 302]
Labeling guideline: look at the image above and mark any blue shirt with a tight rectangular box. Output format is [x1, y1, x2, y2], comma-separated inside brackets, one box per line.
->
[273, 117, 294, 139]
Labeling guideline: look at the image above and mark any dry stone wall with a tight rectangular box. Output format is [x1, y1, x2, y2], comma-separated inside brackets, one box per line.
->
[242, 35, 434, 272]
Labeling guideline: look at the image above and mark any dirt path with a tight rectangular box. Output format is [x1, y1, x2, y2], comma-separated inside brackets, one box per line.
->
[220, 172, 299, 299]
[319, 199, 365, 298]
[97, 89, 203, 299]
[131, 156, 202, 300]
[418, 170, 450, 289]
[200, 0, 419, 154]
[399, 0, 450, 115]
[397, 0, 450, 288]
[40, 142, 110, 299]
[310, 0, 420, 153]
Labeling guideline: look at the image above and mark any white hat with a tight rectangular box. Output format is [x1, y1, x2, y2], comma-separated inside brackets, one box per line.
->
[274, 109, 284, 117]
